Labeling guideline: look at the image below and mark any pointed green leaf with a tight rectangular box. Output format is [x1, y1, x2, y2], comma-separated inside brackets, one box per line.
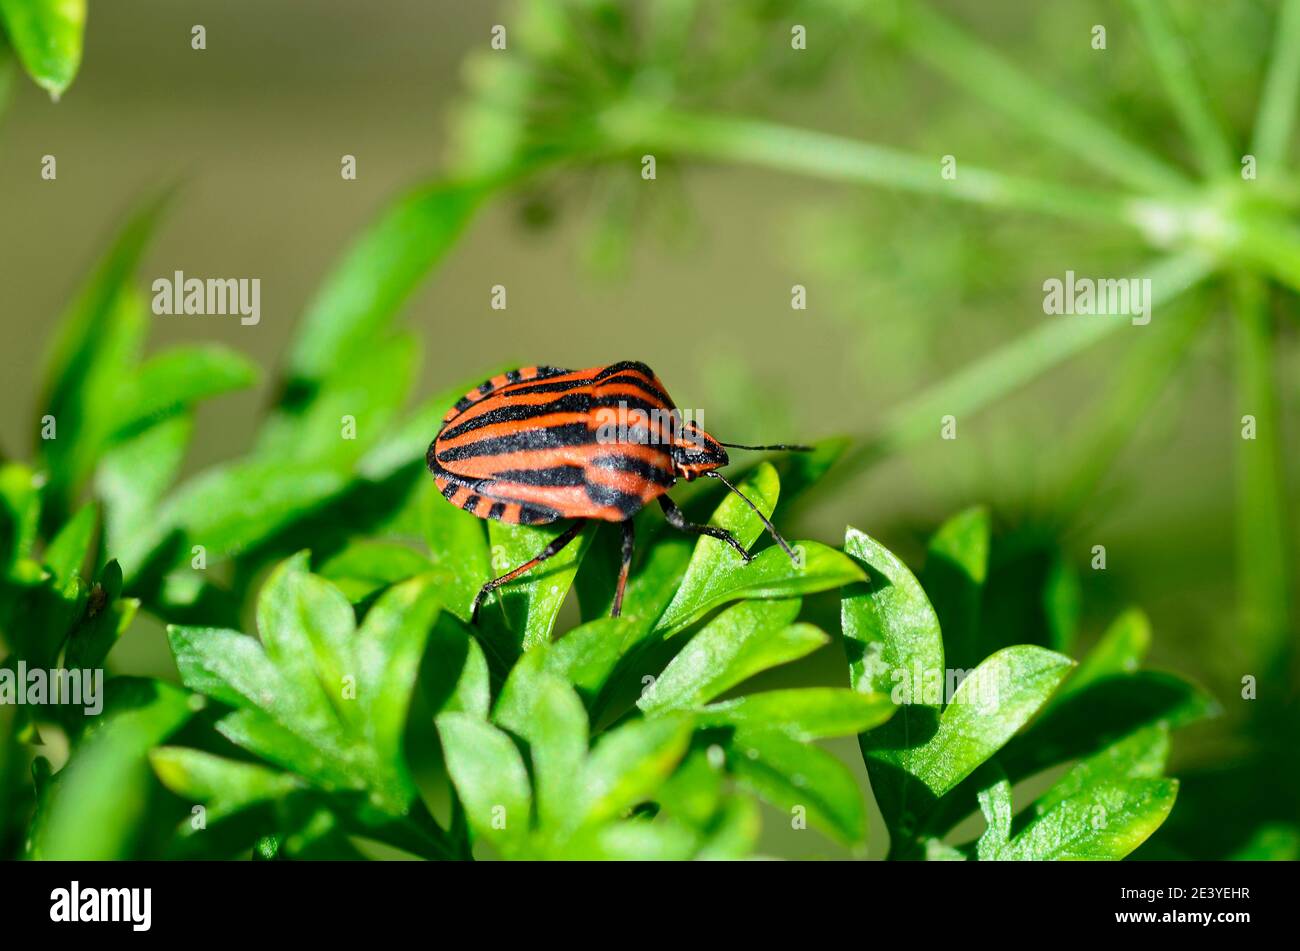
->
[96, 413, 193, 579]
[354, 575, 442, 786]
[540, 616, 632, 698]
[921, 505, 989, 672]
[421, 484, 491, 622]
[0, 0, 85, 97]
[1052, 608, 1151, 706]
[998, 777, 1178, 860]
[111, 344, 257, 441]
[842, 524, 945, 839]
[421, 612, 490, 718]
[655, 541, 864, 638]
[520, 675, 589, 832]
[974, 762, 1012, 860]
[42, 502, 95, 584]
[257, 333, 418, 466]
[728, 728, 867, 847]
[578, 714, 693, 825]
[151, 459, 348, 571]
[318, 541, 433, 603]
[255, 553, 354, 728]
[285, 181, 484, 384]
[150, 747, 300, 820]
[698, 687, 896, 740]
[27, 679, 195, 860]
[638, 599, 817, 713]
[480, 520, 596, 654]
[437, 712, 532, 854]
[904, 645, 1074, 798]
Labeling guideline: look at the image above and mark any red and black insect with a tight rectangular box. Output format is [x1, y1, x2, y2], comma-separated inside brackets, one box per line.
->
[426, 362, 809, 621]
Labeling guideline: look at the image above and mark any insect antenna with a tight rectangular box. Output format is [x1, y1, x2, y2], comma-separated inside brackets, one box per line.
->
[705, 470, 799, 563]
[718, 441, 814, 452]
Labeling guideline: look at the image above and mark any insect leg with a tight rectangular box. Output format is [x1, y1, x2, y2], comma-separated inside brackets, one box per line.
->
[472, 519, 587, 623]
[611, 519, 635, 618]
[658, 495, 752, 564]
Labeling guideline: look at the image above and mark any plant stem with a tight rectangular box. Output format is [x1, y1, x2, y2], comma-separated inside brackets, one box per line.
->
[630, 108, 1141, 227]
[1043, 295, 1210, 522]
[1252, 0, 1300, 170]
[857, 0, 1192, 194]
[1231, 275, 1293, 670]
[1128, 0, 1235, 176]
[819, 252, 1215, 494]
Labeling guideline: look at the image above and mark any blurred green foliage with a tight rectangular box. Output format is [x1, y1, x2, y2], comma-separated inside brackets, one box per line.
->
[2, 0, 1297, 860]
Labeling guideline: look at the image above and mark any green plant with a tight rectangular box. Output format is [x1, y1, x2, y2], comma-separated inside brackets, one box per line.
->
[0, 0, 1275, 862]
[0, 0, 87, 102]
[0, 196, 1213, 856]
[443, 0, 1300, 857]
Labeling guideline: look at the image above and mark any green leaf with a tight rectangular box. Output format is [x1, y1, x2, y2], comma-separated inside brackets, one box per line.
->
[257, 333, 418, 467]
[63, 560, 137, 672]
[480, 520, 596, 655]
[897, 645, 1074, 799]
[211, 707, 354, 791]
[42, 501, 95, 585]
[149, 459, 348, 574]
[727, 728, 867, 847]
[538, 616, 632, 699]
[648, 462, 792, 627]
[150, 747, 300, 820]
[926, 672, 1213, 839]
[254, 552, 354, 730]
[977, 539, 1081, 660]
[999, 671, 1218, 783]
[974, 762, 1012, 860]
[578, 714, 694, 826]
[514, 674, 589, 833]
[638, 599, 819, 713]
[353, 574, 443, 782]
[653, 464, 862, 637]
[842, 524, 945, 838]
[39, 197, 168, 514]
[842, 525, 946, 697]
[95, 413, 193, 579]
[0, 463, 42, 582]
[110, 345, 257, 441]
[167, 560, 443, 814]
[4, 570, 86, 670]
[921, 505, 989, 672]
[698, 687, 896, 740]
[421, 612, 490, 718]
[168, 625, 305, 730]
[997, 777, 1178, 860]
[1033, 723, 1171, 814]
[0, 0, 85, 98]
[575, 509, 693, 635]
[1051, 609, 1151, 706]
[559, 816, 699, 860]
[437, 712, 532, 855]
[656, 749, 725, 828]
[318, 540, 433, 603]
[27, 679, 195, 859]
[1228, 824, 1300, 861]
[421, 483, 491, 622]
[285, 181, 485, 385]
[655, 541, 864, 638]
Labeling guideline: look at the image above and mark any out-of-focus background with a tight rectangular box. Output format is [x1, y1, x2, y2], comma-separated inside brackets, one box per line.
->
[2, 1, 1296, 857]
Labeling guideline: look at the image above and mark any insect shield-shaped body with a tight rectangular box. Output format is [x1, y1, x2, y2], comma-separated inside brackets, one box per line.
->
[427, 362, 808, 621]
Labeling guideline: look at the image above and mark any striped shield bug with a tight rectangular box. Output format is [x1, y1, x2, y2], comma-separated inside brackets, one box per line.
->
[426, 362, 811, 622]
